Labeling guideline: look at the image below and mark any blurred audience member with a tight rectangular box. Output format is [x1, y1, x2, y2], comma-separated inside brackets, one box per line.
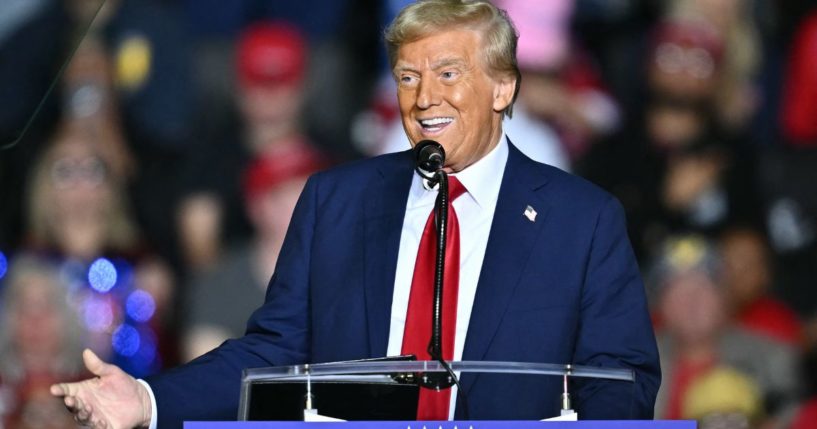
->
[499, 0, 618, 162]
[61, 0, 196, 273]
[719, 226, 802, 346]
[650, 235, 798, 422]
[645, 19, 724, 151]
[183, 0, 372, 160]
[177, 22, 327, 272]
[22, 126, 175, 377]
[25, 128, 136, 263]
[235, 23, 307, 155]
[582, 17, 762, 259]
[0, 256, 83, 427]
[665, 0, 761, 135]
[681, 366, 763, 429]
[183, 146, 325, 361]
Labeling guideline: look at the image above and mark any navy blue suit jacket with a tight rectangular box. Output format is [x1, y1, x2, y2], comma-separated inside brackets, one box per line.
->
[147, 142, 660, 427]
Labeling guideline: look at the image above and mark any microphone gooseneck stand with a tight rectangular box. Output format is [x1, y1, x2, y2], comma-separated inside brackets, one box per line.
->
[429, 170, 451, 371]
[413, 141, 470, 420]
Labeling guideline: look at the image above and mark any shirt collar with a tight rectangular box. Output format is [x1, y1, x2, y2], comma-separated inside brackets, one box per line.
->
[409, 132, 508, 209]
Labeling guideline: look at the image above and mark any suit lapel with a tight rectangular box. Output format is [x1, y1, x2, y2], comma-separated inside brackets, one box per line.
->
[363, 151, 414, 358]
[360, 144, 553, 366]
[461, 142, 551, 367]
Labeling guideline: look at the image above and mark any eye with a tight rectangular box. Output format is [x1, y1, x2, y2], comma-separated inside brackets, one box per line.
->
[441, 70, 458, 80]
[399, 74, 418, 87]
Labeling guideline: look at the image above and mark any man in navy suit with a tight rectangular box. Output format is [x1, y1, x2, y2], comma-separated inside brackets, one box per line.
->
[52, 1, 660, 427]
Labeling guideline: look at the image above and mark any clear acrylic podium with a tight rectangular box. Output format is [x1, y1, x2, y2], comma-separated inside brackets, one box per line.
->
[237, 360, 635, 421]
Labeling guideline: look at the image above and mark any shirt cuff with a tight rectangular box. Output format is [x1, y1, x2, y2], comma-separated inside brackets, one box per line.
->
[136, 379, 158, 429]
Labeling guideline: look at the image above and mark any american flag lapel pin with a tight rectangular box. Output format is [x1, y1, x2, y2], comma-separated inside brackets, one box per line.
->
[524, 205, 537, 222]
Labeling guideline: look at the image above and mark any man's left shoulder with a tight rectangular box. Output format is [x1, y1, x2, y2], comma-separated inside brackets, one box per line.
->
[525, 157, 619, 213]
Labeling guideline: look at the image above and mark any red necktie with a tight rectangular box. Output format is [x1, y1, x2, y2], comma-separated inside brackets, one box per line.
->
[401, 176, 467, 420]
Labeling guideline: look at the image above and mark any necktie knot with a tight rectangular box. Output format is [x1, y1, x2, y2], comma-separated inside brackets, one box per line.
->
[448, 176, 467, 202]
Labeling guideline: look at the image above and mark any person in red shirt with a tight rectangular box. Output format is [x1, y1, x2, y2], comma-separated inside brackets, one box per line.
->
[719, 226, 803, 346]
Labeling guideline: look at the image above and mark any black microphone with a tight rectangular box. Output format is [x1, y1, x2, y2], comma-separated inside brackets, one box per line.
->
[413, 140, 445, 176]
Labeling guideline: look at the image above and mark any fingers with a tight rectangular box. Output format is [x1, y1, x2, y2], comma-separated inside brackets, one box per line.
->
[52, 350, 125, 428]
[52, 355, 111, 428]
[66, 396, 101, 427]
[51, 382, 78, 397]
[50, 383, 65, 397]
[65, 396, 85, 420]
[64, 395, 76, 409]
[76, 402, 91, 422]
[83, 348, 114, 377]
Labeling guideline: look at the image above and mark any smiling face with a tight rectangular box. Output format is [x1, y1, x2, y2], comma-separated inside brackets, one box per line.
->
[395, 27, 515, 172]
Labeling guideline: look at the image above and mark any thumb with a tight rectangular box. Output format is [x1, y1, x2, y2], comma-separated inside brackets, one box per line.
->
[83, 348, 115, 377]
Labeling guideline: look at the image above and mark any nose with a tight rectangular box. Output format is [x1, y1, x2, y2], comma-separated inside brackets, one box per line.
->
[416, 78, 441, 109]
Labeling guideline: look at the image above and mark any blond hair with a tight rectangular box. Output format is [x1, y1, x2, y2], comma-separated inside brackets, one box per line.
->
[0, 255, 85, 381]
[384, 0, 521, 117]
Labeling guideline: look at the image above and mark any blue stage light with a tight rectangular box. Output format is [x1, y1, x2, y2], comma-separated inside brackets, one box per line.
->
[88, 258, 117, 292]
[112, 324, 141, 357]
[0, 251, 7, 280]
[126, 290, 156, 322]
[133, 328, 158, 369]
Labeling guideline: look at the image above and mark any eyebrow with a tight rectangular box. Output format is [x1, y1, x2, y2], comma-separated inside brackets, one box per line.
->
[393, 63, 419, 75]
[430, 57, 467, 71]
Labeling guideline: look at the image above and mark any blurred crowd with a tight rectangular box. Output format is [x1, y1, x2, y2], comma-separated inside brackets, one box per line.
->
[1, 0, 816, 428]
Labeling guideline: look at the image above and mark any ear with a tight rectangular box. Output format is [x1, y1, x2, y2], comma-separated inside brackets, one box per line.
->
[492, 74, 517, 112]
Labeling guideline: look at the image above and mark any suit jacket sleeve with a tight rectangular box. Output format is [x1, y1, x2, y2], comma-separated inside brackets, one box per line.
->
[572, 195, 661, 419]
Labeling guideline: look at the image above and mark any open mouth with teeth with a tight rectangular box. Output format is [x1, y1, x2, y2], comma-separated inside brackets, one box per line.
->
[418, 117, 454, 133]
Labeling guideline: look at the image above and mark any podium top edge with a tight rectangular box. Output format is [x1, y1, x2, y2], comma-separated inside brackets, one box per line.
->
[241, 360, 634, 383]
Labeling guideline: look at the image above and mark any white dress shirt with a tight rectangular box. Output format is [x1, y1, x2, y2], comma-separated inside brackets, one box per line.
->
[145, 134, 509, 427]
[386, 134, 508, 418]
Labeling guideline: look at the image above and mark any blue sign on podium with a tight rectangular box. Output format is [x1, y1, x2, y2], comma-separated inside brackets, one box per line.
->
[185, 421, 696, 429]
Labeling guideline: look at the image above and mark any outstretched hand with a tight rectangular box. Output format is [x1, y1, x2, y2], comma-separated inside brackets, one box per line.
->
[50, 349, 152, 429]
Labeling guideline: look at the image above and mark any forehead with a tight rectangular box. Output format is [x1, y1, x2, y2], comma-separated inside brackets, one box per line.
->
[51, 137, 94, 159]
[395, 27, 485, 69]
[665, 271, 719, 294]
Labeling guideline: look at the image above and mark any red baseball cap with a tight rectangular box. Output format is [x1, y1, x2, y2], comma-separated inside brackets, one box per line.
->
[237, 22, 306, 88]
[243, 142, 327, 200]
